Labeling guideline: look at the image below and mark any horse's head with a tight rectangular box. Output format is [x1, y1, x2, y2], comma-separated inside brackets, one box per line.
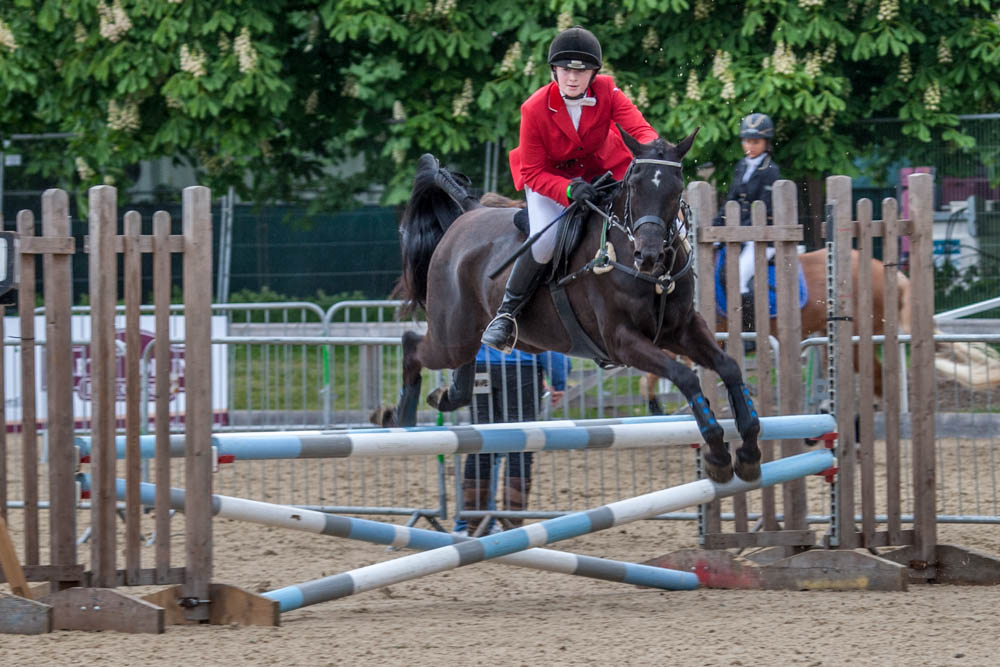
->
[616, 126, 698, 275]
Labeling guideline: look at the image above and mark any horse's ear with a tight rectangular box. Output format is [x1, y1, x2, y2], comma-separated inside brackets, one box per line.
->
[673, 127, 700, 160]
[617, 123, 643, 156]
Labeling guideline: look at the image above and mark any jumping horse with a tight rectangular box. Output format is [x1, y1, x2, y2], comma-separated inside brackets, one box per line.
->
[373, 127, 762, 484]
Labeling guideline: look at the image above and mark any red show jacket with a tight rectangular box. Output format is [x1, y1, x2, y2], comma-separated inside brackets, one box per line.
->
[509, 75, 658, 206]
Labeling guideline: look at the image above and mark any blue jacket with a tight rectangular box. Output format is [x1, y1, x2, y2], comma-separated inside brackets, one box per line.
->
[475, 346, 569, 391]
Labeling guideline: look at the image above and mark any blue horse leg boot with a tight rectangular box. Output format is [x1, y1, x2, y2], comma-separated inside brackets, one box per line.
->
[481, 253, 548, 353]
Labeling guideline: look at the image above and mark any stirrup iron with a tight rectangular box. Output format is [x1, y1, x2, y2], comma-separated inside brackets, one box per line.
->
[484, 313, 518, 354]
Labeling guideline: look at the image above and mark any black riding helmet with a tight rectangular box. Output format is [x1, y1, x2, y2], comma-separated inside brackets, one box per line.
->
[547, 26, 602, 70]
[739, 113, 775, 140]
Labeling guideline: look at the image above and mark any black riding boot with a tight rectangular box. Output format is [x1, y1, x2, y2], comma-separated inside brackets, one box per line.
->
[481, 253, 547, 353]
[740, 292, 756, 354]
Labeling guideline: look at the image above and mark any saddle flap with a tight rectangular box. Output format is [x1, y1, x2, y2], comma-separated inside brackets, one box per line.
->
[549, 204, 588, 281]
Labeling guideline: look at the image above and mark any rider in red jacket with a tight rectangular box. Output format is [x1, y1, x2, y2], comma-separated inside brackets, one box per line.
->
[482, 26, 659, 353]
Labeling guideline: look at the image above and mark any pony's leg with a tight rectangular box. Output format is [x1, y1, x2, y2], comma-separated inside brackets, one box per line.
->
[644, 371, 664, 415]
[427, 361, 476, 412]
[669, 315, 762, 482]
[613, 331, 733, 482]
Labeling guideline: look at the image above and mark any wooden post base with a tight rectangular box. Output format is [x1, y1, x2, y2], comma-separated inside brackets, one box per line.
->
[40, 587, 165, 633]
[0, 592, 53, 634]
[143, 582, 280, 627]
[879, 544, 1000, 585]
[646, 548, 908, 591]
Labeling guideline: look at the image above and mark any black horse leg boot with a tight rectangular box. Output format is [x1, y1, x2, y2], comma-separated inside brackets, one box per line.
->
[481, 252, 547, 353]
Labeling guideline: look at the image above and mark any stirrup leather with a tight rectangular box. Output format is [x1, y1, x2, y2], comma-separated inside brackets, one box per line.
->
[483, 313, 518, 354]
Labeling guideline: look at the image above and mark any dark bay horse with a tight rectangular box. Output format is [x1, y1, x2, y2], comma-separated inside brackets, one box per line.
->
[374, 128, 762, 483]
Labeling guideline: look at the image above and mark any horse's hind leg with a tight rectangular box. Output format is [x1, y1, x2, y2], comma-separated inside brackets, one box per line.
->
[670, 315, 761, 481]
[372, 330, 424, 427]
[427, 361, 475, 412]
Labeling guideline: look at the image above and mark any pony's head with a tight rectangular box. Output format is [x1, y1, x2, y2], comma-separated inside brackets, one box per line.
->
[617, 126, 698, 275]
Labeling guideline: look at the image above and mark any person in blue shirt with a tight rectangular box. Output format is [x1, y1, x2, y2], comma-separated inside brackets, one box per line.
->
[454, 346, 569, 536]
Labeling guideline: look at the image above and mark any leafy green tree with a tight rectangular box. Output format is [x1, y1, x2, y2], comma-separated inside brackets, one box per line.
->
[1, 0, 997, 209]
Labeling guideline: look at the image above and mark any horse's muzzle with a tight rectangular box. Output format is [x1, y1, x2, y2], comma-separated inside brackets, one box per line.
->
[634, 248, 666, 275]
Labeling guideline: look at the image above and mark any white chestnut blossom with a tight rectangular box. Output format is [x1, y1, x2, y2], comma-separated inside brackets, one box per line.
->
[180, 44, 206, 78]
[685, 70, 702, 101]
[98, 1, 132, 43]
[234, 27, 258, 73]
[452, 78, 474, 118]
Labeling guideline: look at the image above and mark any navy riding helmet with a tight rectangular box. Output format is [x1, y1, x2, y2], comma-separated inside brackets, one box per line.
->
[547, 26, 602, 70]
[739, 113, 775, 140]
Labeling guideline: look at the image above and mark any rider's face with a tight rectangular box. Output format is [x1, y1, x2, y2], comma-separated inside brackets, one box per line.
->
[554, 66, 594, 98]
[741, 138, 767, 159]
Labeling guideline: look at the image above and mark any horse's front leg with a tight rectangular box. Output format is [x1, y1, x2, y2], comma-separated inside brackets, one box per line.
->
[669, 314, 761, 481]
[426, 361, 475, 412]
[614, 328, 734, 483]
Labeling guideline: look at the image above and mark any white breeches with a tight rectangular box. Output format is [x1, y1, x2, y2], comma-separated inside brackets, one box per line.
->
[738, 242, 776, 294]
[525, 187, 566, 263]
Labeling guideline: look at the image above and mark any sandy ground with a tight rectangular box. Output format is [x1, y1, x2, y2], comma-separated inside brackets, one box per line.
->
[2, 435, 999, 666]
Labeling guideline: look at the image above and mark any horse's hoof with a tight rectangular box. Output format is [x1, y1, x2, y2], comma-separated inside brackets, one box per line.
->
[369, 406, 396, 427]
[704, 460, 734, 484]
[648, 398, 664, 416]
[734, 459, 761, 482]
[426, 387, 447, 410]
[734, 448, 762, 482]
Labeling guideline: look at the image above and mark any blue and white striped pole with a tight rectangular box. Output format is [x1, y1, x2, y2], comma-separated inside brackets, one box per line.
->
[74, 413, 835, 461]
[76, 475, 698, 592]
[72, 414, 697, 459]
[263, 448, 835, 612]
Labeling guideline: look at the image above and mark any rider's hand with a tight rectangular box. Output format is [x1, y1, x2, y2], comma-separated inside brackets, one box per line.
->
[567, 178, 598, 205]
[549, 389, 564, 407]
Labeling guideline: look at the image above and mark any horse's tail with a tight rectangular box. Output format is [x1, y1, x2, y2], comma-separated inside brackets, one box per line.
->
[398, 154, 481, 316]
[898, 272, 1000, 390]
